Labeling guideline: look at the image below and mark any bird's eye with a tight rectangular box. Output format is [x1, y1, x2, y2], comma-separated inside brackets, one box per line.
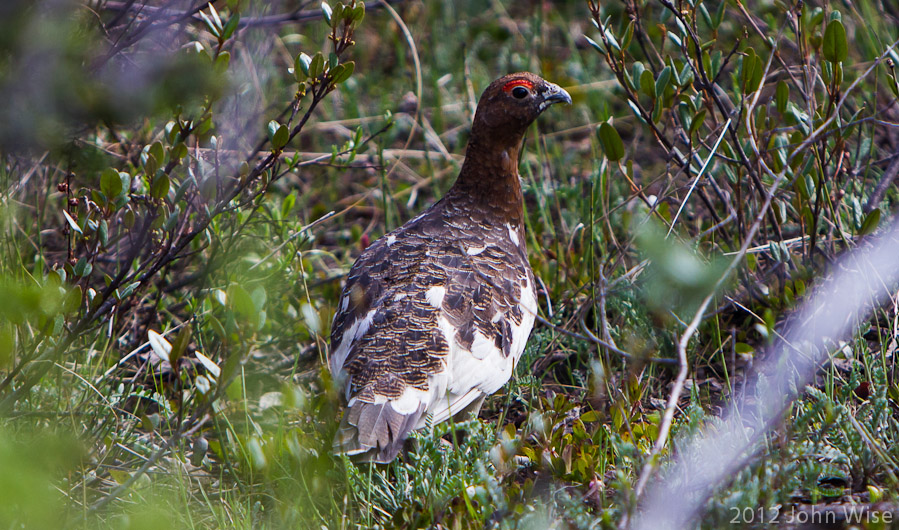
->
[511, 86, 530, 99]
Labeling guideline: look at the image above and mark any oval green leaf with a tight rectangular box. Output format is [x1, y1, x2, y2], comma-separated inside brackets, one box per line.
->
[598, 122, 625, 162]
[655, 66, 672, 98]
[332, 61, 355, 84]
[150, 174, 170, 200]
[822, 19, 848, 63]
[859, 208, 881, 235]
[640, 69, 655, 99]
[272, 124, 289, 150]
[775, 80, 789, 114]
[100, 168, 123, 199]
[296, 53, 311, 77]
[309, 52, 324, 79]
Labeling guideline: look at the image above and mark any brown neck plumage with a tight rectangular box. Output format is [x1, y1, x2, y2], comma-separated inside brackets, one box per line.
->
[446, 130, 526, 227]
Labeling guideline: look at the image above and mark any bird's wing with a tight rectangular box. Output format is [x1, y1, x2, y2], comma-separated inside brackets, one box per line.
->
[329, 214, 536, 462]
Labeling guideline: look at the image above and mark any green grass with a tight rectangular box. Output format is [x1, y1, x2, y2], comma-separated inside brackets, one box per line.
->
[1, 0, 899, 527]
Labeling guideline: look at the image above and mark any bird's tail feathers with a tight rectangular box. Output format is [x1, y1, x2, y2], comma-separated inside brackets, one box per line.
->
[333, 400, 426, 464]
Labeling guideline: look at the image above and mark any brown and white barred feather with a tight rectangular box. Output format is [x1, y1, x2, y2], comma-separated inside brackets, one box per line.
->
[329, 203, 537, 463]
[328, 72, 569, 463]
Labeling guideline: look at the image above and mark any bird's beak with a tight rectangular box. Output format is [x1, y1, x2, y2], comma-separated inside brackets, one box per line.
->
[542, 82, 572, 107]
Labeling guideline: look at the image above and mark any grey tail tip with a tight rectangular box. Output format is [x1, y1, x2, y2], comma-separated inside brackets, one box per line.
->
[332, 421, 404, 464]
[332, 400, 425, 464]
[334, 445, 402, 465]
[332, 435, 405, 464]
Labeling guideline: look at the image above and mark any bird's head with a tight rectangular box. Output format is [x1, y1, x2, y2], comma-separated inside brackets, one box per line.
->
[469, 72, 571, 149]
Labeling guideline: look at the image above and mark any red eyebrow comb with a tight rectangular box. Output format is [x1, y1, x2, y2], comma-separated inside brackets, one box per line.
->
[502, 79, 535, 92]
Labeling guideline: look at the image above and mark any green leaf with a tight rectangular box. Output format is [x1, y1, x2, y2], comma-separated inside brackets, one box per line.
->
[689, 108, 707, 137]
[228, 284, 258, 327]
[150, 174, 170, 199]
[282, 190, 297, 218]
[679, 62, 694, 87]
[583, 36, 604, 54]
[621, 21, 634, 50]
[708, 49, 723, 80]
[714, 0, 726, 27]
[793, 171, 809, 200]
[775, 80, 789, 114]
[677, 102, 692, 132]
[756, 104, 767, 130]
[164, 120, 178, 143]
[141, 148, 158, 176]
[116, 281, 140, 300]
[640, 69, 655, 99]
[199, 10, 221, 38]
[169, 326, 192, 366]
[631, 62, 645, 90]
[250, 286, 267, 311]
[147, 329, 171, 362]
[321, 1, 333, 24]
[822, 19, 848, 63]
[108, 468, 132, 486]
[332, 61, 355, 84]
[272, 124, 289, 150]
[100, 168, 123, 200]
[859, 208, 881, 235]
[62, 210, 82, 234]
[221, 14, 240, 40]
[329, 64, 345, 85]
[654, 66, 672, 99]
[597, 122, 625, 162]
[149, 142, 164, 166]
[332, 3, 344, 24]
[741, 47, 763, 93]
[207, 3, 223, 31]
[651, 97, 663, 123]
[296, 53, 311, 77]
[215, 50, 231, 73]
[769, 134, 789, 172]
[750, 54, 764, 93]
[699, 3, 713, 29]
[309, 52, 324, 79]
[580, 410, 601, 422]
[598, 18, 620, 53]
[833, 61, 843, 87]
[786, 103, 811, 135]
[735, 343, 754, 355]
[74, 257, 92, 278]
[171, 142, 188, 162]
[98, 219, 108, 245]
[195, 352, 221, 378]
[62, 285, 82, 313]
[669, 58, 682, 86]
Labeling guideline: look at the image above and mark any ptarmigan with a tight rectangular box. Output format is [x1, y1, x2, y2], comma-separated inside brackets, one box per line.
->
[330, 72, 571, 463]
